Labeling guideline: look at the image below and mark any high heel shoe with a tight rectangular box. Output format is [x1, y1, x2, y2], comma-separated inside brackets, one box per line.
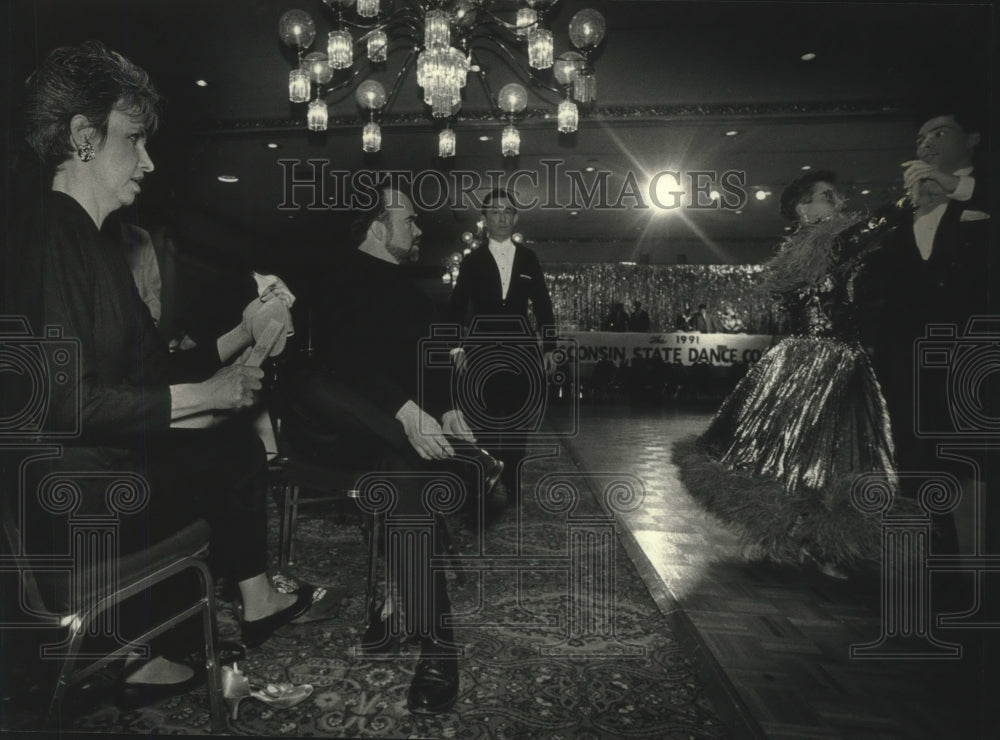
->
[221, 663, 313, 720]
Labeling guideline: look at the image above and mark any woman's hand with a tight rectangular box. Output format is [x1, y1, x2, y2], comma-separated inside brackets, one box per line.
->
[200, 359, 264, 410]
[170, 348, 264, 420]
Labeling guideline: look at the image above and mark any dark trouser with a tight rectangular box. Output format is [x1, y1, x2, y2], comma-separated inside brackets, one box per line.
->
[461, 344, 546, 498]
[13, 417, 268, 658]
[284, 370, 483, 639]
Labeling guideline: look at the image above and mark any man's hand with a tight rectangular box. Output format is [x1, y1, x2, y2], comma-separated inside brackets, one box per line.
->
[902, 160, 960, 196]
[442, 409, 476, 443]
[200, 348, 264, 410]
[396, 400, 455, 460]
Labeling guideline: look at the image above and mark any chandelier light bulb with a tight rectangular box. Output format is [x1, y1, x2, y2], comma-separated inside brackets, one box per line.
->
[307, 99, 329, 131]
[424, 9, 450, 48]
[288, 69, 311, 103]
[527, 27, 554, 69]
[498, 83, 527, 114]
[303, 51, 333, 83]
[367, 29, 388, 62]
[557, 99, 578, 133]
[439, 128, 456, 157]
[453, 0, 479, 29]
[278, 10, 316, 48]
[525, 0, 557, 8]
[515, 8, 537, 37]
[501, 125, 521, 157]
[568, 8, 607, 50]
[362, 121, 381, 152]
[327, 29, 353, 69]
[356, 0, 380, 18]
[553, 51, 585, 86]
[355, 79, 387, 109]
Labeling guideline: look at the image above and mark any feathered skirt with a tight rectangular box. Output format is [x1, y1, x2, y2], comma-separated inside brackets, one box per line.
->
[674, 336, 902, 565]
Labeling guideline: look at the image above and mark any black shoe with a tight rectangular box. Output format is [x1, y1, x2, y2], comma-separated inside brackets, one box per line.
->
[406, 640, 459, 715]
[240, 586, 315, 648]
[360, 601, 401, 655]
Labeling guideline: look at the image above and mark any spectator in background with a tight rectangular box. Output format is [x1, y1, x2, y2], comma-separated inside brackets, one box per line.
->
[693, 302, 718, 333]
[629, 300, 651, 332]
[675, 303, 695, 332]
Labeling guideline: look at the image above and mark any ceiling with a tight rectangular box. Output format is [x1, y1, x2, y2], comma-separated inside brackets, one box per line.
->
[2, 0, 994, 276]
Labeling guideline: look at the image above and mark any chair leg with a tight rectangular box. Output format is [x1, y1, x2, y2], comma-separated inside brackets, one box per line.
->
[278, 482, 296, 569]
[194, 560, 226, 733]
[366, 512, 380, 616]
[287, 485, 301, 566]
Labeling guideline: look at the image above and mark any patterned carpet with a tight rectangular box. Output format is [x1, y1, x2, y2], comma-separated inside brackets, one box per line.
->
[3, 447, 730, 738]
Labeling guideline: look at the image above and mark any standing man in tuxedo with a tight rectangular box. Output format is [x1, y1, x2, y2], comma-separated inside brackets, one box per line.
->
[448, 188, 556, 502]
[867, 101, 991, 557]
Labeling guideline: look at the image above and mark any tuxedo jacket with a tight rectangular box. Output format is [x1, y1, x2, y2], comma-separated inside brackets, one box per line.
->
[868, 169, 991, 339]
[447, 244, 556, 351]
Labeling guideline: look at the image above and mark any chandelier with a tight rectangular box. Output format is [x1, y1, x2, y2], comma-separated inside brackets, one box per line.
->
[278, 0, 606, 157]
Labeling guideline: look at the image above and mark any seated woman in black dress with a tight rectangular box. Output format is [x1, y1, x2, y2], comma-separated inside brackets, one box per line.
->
[4, 41, 332, 700]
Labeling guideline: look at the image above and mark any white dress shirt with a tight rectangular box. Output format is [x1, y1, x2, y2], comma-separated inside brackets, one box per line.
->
[488, 238, 516, 299]
[913, 167, 974, 260]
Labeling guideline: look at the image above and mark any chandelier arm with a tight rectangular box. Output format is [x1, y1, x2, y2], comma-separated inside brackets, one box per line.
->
[382, 46, 420, 115]
[469, 53, 505, 120]
[468, 41, 564, 100]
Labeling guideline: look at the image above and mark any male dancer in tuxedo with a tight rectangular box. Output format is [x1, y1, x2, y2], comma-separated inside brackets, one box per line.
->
[447, 188, 556, 503]
[867, 101, 991, 557]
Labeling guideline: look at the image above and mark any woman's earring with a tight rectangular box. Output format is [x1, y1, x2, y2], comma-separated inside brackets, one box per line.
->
[77, 140, 95, 162]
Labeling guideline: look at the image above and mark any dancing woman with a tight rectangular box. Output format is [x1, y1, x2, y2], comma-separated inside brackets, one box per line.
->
[674, 171, 908, 578]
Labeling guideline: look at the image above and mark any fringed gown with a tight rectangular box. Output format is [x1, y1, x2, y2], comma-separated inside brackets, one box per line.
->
[674, 212, 906, 566]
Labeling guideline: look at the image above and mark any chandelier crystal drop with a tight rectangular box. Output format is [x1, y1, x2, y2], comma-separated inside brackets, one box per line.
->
[501, 125, 521, 157]
[362, 121, 381, 152]
[288, 69, 311, 103]
[367, 29, 387, 62]
[557, 99, 578, 133]
[327, 29, 353, 69]
[307, 99, 329, 131]
[439, 128, 456, 158]
[527, 27, 553, 69]
[356, 0, 379, 18]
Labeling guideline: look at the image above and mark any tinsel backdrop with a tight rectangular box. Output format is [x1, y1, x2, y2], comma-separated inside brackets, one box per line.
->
[541, 264, 780, 333]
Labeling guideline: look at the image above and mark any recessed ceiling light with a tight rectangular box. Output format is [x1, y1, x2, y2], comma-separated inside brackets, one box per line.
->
[725, 130, 739, 136]
[569, 210, 580, 216]
[860, 189, 871, 195]
[195, 79, 208, 87]
[266, 142, 279, 149]
[801, 165, 812, 170]
[800, 52, 817, 61]
[754, 190, 768, 201]
[478, 135, 491, 142]
[217, 175, 239, 183]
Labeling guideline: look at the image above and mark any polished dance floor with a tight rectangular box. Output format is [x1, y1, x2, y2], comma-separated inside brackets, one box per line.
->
[564, 401, 998, 739]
